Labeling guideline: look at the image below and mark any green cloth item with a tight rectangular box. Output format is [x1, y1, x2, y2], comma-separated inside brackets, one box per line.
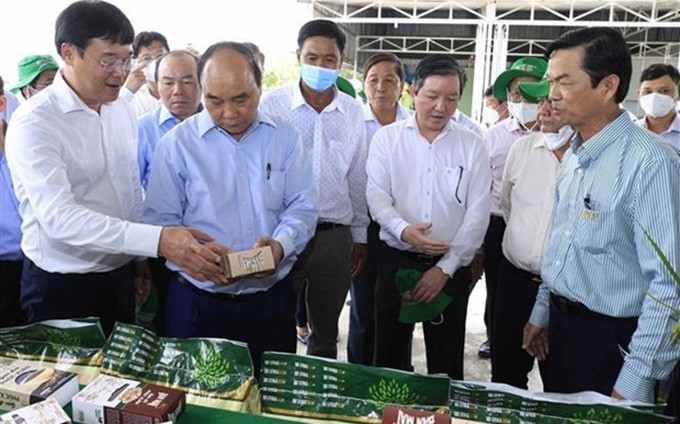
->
[395, 268, 453, 324]
[336, 75, 356, 98]
[492, 57, 548, 101]
[518, 76, 550, 103]
[11, 55, 59, 93]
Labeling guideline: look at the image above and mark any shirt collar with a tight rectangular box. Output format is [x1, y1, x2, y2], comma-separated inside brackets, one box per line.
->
[451, 109, 462, 122]
[363, 102, 411, 123]
[291, 81, 344, 114]
[666, 113, 680, 134]
[52, 70, 98, 115]
[197, 108, 276, 140]
[405, 113, 454, 141]
[157, 105, 180, 126]
[507, 117, 528, 134]
[571, 111, 631, 167]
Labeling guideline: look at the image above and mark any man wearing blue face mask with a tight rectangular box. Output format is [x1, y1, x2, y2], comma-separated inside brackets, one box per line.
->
[261, 19, 368, 359]
[636, 64, 680, 149]
[476, 56, 547, 360]
[492, 76, 572, 390]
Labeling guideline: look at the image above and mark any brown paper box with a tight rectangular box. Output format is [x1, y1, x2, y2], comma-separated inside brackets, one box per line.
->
[221, 246, 275, 279]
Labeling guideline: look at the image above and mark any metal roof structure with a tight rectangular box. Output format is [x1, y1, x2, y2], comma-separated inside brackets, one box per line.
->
[301, 0, 680, 119]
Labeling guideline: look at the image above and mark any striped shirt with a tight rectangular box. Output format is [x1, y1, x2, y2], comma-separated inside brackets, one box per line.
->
[529, 112, 680, 402]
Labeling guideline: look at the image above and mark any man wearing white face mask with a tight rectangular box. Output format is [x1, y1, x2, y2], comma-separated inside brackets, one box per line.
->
[120, 31, 169, 118]
[476, 56, 547, 360]
[492, 77, 571, 389]
[261, 19, 368, 359]
[636, 64, 680, 149]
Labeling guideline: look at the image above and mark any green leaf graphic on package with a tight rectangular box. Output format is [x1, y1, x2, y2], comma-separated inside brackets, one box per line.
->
[368, 379, 419, 407]
[193, 345, 230, 388]
[100, 322, 259, 412]
[573, 408, 624, 423]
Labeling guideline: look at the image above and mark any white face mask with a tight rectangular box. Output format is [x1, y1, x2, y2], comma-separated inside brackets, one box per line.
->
[543, 125, 573, 151]
[508, 101, 538, 124]
[482, 107, 499, 125]
[639, 93, 677, 118]
[143, 60, 158, 82]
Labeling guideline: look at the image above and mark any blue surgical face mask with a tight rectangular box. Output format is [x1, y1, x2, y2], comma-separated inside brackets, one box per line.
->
[300, 63, 339, 92]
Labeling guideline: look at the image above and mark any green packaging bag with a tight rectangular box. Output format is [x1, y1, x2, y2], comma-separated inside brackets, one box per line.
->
[260, 352, 451, 423]
[0, 318, 106, 385]
[449, 381, 672, 423]
[100, 322, 260, 412]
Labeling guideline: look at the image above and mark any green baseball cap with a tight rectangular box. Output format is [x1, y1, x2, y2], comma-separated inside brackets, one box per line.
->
[518, 77, 550, 104]
[11, 55, 59, 94]
[395, 268, 453, 324]
[492, 57, 548, 102]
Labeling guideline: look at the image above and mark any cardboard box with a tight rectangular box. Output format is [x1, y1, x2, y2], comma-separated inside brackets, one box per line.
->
[221, 246, 275, 279]
[72, 374, 185, 424]
[0, 359, 78, 410]
[0, 397, 71, 424]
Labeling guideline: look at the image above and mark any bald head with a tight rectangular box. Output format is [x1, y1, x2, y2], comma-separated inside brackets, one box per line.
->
[200, 42, 262, 141]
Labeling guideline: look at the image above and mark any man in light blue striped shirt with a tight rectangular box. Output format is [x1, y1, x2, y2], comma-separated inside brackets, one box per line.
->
[523, 27, 680, 403]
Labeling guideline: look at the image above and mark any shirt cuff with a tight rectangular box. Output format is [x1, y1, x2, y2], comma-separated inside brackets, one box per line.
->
[350, 225, 367, 244]
[125, 223, 162, 258]
[274, 233, 294, 261]
[614, 364, 655, 403]
[393, 219, 410, 244]
[437, 252, 461, 277]
[528, 302, 550, 329]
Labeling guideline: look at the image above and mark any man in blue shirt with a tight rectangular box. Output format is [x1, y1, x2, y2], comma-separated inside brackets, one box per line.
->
[138, 50, 201, 190]
[523, 27, 680, 403]
[0, 76, 25, 328]
[143, 42, 317, 372]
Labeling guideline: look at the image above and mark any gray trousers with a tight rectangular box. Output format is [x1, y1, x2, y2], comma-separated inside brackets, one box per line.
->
[290, 225, 352, 358]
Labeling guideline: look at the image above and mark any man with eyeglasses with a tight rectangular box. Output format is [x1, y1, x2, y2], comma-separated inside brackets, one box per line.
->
[5, 0, 225, 336]
[11, 55, 59, 100]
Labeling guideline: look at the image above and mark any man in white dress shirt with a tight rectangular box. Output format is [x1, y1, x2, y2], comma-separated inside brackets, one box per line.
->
[366, 54, 491, 379]
[260, 19, 368, 359]
[5, 0, 224, 335]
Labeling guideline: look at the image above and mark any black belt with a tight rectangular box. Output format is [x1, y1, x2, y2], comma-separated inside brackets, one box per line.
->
[399, 250, 443, 267]
[490, 215, 504, 222]
[549, 293, 635, 322]
[316, 222, 345, 231]
[177, 275, 270, 301]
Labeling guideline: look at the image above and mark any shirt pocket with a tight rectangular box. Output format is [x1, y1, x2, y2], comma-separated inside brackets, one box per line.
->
[443, 165, 468, 206]
[573, 209, 611, 254]
[263, 170, 285, 210]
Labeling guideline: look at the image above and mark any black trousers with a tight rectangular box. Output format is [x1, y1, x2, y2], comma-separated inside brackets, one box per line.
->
[147, 257, 176, 336]
[165, 275, 296, 379]
[483, 216, 506, 338]
[0, 259, 26, 328]
[548, 295, 638, 396]
[374, 242, 471, 379]
[491, 256, 548, 389]
[20, 258, 135, 336]
[347, 220, 380, 365]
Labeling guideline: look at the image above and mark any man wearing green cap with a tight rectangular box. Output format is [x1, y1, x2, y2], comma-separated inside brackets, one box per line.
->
[491, 76, 572, 390]
[478, 56, 546, 360]
[11, 55, 59, 100]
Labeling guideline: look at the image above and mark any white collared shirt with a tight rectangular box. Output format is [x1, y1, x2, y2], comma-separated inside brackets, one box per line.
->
[484, 117, 529, 216]
[261, 83, 369, 243]
[363, 102, 412, 147]
[452, 109, 483, 137]
[501, 132, 562, 274]
[5, 71, 161, 273]
[637, 112, 680, 150]
[120, 84, 159, 119]
[366, 115, 491, 276]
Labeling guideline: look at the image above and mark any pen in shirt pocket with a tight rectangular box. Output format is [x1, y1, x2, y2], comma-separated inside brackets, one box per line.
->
[266, 163, 271, 180]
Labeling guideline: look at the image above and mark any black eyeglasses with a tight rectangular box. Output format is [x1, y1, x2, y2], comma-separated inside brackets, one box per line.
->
[73, 45, 134, 73]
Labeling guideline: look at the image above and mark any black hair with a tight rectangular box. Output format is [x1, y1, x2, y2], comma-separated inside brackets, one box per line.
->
[0, 75, 4, 93]
[297, 19, 346, 52]
[133, 31, 170, 57]
[198, 41, 262, 88]
[362, 52, 405, 83]
[640, 63, 680, 85]
[412, 54, 465, 94]
[545, 27, 631, 103]
[55, 0, 134, 54]
[155, 50, 199, 83]
[483, 85, 493, 97]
